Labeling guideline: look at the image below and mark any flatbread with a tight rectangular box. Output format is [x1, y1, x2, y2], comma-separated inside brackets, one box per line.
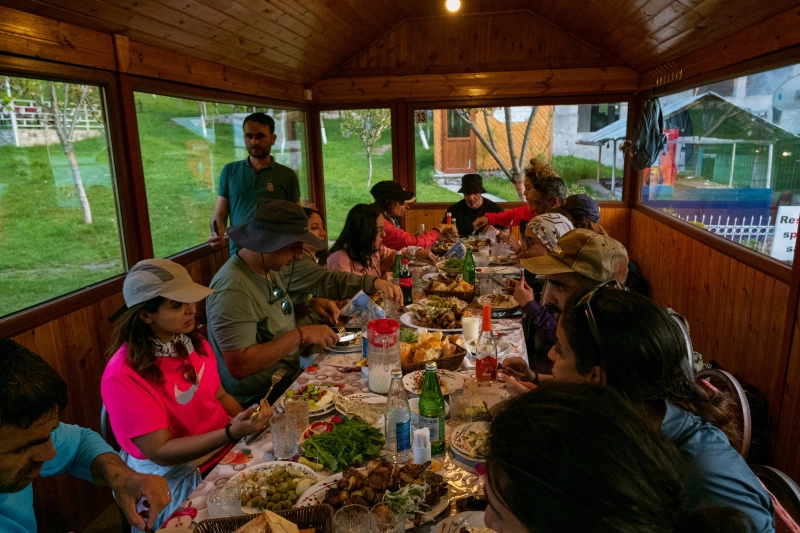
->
[333, 394, 386, 425]
[234, 511, 299, 533]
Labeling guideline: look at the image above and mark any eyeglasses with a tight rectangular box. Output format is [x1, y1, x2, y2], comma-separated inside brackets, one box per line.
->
[173, 340, 198, 384]
[573, 279, 627, 349]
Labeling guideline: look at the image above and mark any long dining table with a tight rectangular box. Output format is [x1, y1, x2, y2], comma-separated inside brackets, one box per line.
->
[179, 316, 527, 530]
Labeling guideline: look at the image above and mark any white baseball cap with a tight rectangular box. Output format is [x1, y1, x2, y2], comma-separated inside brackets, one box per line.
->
[123, 259, 213, 307]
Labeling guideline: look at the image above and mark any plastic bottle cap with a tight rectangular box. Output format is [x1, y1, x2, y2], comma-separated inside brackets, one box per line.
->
[391, 368, 402, 378]
[481, 304, 492, 331]
[402, 259, 409, 264]
[368, 319, 400, 335]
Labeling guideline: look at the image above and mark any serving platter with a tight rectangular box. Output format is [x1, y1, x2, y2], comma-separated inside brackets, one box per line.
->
[226, 461, 318, 514]
[400, 311, 463, 333]
[402, 369, 465, 396]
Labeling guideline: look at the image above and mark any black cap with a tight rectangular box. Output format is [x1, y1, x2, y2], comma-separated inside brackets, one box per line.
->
[370, 181, 416, 203]
[563, 194, 601, 223]
[457, 173, 486, 194]
[227, 199, 326, 254]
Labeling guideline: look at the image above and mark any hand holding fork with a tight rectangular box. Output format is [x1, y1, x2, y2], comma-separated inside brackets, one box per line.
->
[249, 368, 287, 421]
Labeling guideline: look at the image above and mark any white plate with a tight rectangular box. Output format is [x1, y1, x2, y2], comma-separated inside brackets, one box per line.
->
[450, 421, 491, 459]
[402, 369, 465, 396]
[400, 312, 463, 333]
[335, 392, 387, 428]
[277, 385, 339, 416]
[436, 260, 464, 272]
[465, 339, 513, 357]
[227, 461, 318, 514]
[436, 511, 489, 533]
[422, 272, 441, 282]
[297, 471, 450, 529]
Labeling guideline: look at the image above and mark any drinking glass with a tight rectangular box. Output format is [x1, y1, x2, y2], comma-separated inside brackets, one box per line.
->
[271, 413, 298, 460]
[449, 388, 474, 427]
[285, 396, 310, 440]
[206, 483, 242, 518]
[334, 504, 372, 533]
[371, 503, 405, 533]
[462, 316, 481, 342]
[478, 277, 494, 297]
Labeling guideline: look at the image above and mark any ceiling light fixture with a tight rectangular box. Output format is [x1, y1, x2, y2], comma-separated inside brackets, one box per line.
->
[446, 0, 461, 12]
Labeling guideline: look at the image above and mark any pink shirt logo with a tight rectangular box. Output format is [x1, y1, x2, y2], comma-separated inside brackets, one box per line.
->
[173, 362, 206, 405]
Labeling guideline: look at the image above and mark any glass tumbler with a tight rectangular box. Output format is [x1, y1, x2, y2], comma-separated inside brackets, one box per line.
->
[334, 504, 372, 533]
[449, 388, 474, 427]
[285, 396, 310, 441]
[270, 412, 298, 460]
[371, 503, 405, 533]
[206, 483, 242, 518]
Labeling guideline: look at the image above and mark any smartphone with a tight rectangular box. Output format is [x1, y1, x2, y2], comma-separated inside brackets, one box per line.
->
[212, 220, 219, 236]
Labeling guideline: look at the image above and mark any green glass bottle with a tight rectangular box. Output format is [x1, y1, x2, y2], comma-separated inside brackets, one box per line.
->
[418, 361, 446, 455]
[463, 248, 475, 285]
[392, 250, 403, 286]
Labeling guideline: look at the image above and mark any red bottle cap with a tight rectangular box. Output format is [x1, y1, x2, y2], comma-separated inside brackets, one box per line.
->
[481, 304, 492, 331]
[402, 259, 409, 264]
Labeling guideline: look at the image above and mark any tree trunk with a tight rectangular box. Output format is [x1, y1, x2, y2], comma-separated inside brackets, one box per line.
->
[513, 177, 525, 200]
[366, 150, 374, 189]
[49, 82, 92, 224]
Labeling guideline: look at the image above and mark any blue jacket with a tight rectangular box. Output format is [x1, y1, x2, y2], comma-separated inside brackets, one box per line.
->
[661, 402, 774, 533]
[0, 423, 114, 533]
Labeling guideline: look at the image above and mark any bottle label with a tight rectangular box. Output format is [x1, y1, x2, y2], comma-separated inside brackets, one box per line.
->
[395, 420, 411, 452]
[399, 277, 412, 287]
[419, 415, 443, 443]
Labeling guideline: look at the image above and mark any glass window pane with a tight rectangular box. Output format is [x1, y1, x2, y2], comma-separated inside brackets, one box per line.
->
[641, 63, 800, 264]
[414, 104, 626, 204]
[0, 74, 123, 318]
[320, 108, 393, 241]
[135, 95, 310, 258]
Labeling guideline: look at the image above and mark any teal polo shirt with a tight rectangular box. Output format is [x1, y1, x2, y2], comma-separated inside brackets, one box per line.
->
[218, 156, 301, 253]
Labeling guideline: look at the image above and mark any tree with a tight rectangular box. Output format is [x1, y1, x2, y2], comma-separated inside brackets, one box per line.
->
[340, 108, 392, 189]
[454, 107, 539, 200]
[3, 76, 103, 224]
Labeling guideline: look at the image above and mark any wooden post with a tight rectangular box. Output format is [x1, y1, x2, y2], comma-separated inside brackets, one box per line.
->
[597, 145, 603, 182]
[728, 143, 737, 187]
[767, 144, 774, 188]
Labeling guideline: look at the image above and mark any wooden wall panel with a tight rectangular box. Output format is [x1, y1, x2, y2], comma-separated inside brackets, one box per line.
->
[776, 299, 800, 479]
[628, 210, 791, 451]
[329, 11, 621, 78]
[10, 248, 229, 533]
[313, 67, 638, 103]
[0, 7, 305, 103]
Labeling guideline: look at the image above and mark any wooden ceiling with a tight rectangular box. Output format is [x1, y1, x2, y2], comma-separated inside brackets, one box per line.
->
[5, 0, 800, 85]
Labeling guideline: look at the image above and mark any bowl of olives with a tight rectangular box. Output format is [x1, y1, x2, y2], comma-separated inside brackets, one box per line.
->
[229, 461, 318, 514]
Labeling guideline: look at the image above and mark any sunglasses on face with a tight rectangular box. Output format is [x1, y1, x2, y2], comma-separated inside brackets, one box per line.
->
[173, 340, 198, 385]
[574, 279, 627, 350]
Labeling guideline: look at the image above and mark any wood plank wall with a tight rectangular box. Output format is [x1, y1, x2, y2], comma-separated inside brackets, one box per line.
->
[10, 248, 229, 533]
[406, 205, 631, 249]
[628, 210, 791, 460]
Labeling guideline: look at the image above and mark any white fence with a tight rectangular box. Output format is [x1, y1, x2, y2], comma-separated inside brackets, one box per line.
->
[680, 213, 775, 253]
[0, 99, 103, 146]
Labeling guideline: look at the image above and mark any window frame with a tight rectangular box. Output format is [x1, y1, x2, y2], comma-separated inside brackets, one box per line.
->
[631, 55, 800, 284]
[406, 94, 635, 208]
[129, 76, 315, 260]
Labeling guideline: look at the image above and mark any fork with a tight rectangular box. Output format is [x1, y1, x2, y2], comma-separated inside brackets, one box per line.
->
[249, 368, 287, 421]
[336, 323, 347, 337]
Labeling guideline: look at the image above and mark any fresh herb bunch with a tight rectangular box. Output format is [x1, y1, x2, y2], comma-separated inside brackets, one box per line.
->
[443, 258, 464, 270]
[399, 328, 419, 343]
[300, 417, 384, 472]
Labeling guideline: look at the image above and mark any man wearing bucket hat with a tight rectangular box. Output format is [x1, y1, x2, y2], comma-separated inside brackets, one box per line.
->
[441, 174, 506, 237]
[370, 181, 456, 250]
[206, 199, 398, 406]
[500, 229, 629, 392]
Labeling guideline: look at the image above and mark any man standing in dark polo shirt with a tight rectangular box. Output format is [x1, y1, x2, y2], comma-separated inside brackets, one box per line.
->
[209, 112, 301, 253]
[442, 174, 505, 236]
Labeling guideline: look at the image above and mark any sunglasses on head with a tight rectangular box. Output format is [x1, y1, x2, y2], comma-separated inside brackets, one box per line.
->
[173, 340, 198, 385]
[573, 279, 627, 350]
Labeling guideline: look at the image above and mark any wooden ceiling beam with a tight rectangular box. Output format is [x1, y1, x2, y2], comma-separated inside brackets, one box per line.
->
[312, 67, 638, 103]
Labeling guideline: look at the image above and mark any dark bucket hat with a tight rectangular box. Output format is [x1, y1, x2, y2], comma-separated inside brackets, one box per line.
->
[370, 181, 416, 203]
[458, 173, 486, 194]
[227, 199, 326, 254]
[563, 194, 601, 223]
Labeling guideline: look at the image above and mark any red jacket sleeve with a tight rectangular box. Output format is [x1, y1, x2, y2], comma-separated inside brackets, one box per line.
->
[485, 205, 534, 226]
[381, 218, 439, 250]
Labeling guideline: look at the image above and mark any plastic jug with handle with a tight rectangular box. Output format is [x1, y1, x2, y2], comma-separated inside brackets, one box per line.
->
[367, 319, 400, 394]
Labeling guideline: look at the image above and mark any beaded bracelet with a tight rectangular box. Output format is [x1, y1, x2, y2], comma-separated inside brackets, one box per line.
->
[224, 423, 238, 443]
[298, 326, 305, 346]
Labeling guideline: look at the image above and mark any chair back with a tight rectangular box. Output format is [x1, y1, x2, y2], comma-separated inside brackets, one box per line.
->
[100, 404, 121, 452]
[751, 465, 800, 532]
[695, 368, 752, 459]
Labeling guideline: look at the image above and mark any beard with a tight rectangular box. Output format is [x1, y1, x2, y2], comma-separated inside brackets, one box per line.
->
[545, 303, 562, 318]
[0, 462, 43, 493]
[247, 145, 269, 159]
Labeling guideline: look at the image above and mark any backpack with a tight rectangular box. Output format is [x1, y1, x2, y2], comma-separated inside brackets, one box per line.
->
[628, 98, 667, 171]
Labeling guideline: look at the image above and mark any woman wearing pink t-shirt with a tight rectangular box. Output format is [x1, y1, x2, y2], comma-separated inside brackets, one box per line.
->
[101, 259, 271, 530]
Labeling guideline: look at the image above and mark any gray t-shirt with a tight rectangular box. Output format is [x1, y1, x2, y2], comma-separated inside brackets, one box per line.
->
[206, 254, 380, 406]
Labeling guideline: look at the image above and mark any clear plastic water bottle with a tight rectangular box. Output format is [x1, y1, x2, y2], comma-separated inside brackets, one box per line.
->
[385, 368, 412, 463]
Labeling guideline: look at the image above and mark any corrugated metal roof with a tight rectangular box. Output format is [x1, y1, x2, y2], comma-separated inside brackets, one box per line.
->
[576, 92, 797, 146]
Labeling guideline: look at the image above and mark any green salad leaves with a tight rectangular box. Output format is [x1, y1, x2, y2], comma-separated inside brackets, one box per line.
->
[300, 417, 384, 473]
